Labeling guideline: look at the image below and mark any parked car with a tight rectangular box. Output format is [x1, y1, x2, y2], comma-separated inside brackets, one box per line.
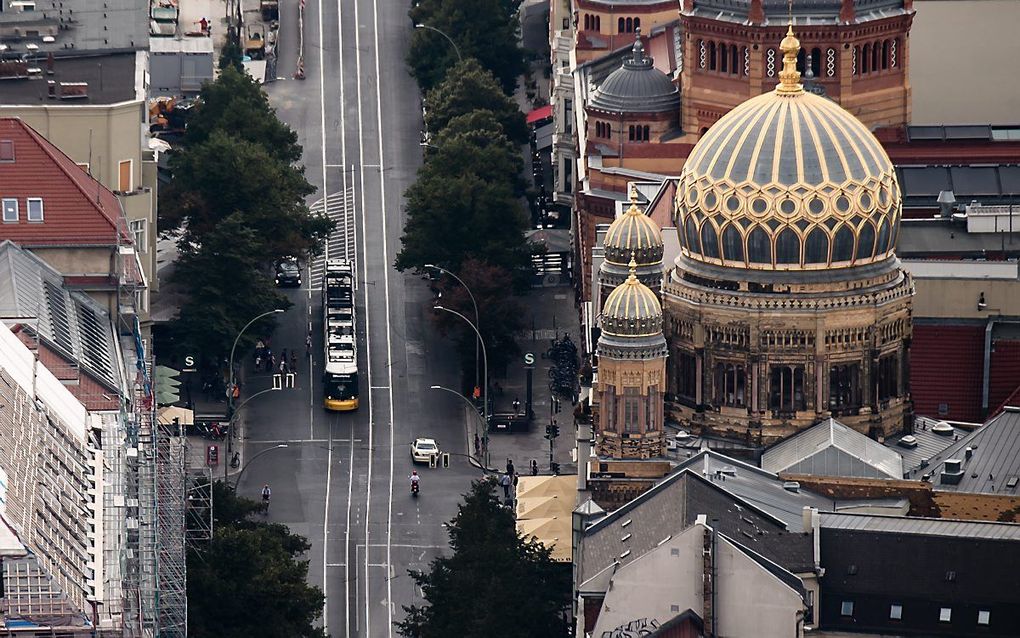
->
[275, 258, 301, 287]
[411, 437, 440, 464]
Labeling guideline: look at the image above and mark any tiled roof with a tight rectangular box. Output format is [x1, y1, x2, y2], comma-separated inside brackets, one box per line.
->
[0, 241, 121, 392]
[762, 418, 904, 480]
[0, 118, 127, 246]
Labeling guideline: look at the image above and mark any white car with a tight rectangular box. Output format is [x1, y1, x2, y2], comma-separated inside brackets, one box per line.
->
[411, 437, 440, 464]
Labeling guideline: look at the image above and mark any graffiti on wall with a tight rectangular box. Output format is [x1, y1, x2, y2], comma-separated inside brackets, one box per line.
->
[601, 617, 661, 638]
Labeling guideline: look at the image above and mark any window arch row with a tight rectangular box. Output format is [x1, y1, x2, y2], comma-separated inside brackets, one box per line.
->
[697, 39, 745, 76]
[854, 37, 901, 76]
[583, 14, 602, 32]
[617, 16, 641, 33]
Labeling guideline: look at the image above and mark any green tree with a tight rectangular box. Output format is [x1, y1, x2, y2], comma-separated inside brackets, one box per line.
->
[218, 36, 244, 73]
[396, 479, 571, 638]
[433, 258, 526, 377]
[187, 482, 327, 638]
[423, 59, 528, 145]
[169, 212, 290, 362]
[160, 130, 331, 260]
[427, 110, 525, 195]
[186, 65, 302, 163]
[408, 0, 526, 95]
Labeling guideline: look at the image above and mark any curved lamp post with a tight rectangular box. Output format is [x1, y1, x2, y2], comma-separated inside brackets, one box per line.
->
[430, 384, 488, 464]
[414, 23, 463, 62]
[425, 264, 480, 390]
[233, 444, 289, 489]
[224, 386, 280, 479]
[228, 308, 285, 415]
[434, 304, 489, 467]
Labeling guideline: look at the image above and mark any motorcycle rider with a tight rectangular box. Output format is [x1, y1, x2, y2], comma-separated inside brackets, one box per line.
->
[409, 470, 420, 493]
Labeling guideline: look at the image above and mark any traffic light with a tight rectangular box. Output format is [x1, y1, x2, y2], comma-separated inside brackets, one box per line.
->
[551, 424, 560, 438]
[553, 397, 562, 414]
[545, 424, 553, 436]
[442, 453, 450, 468]
[429, 454, 437, 469]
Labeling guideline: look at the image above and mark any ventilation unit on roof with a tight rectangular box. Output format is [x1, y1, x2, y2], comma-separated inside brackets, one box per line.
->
[941, 459, 964, 485]
[898, 435, 918, 449]
[932, 421, 955, 436]
[783, 481, 800, 493]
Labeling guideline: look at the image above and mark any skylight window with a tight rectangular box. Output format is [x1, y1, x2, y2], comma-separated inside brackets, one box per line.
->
[27, 198, 43, 222]
[2, 198, 17, 222]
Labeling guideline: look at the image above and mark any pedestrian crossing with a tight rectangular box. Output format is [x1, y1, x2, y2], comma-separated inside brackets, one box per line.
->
[308, 188, 357, 289]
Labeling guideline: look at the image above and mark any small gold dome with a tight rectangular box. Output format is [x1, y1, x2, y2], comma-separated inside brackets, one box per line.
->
[602, 259, 663, 338]
[604, 189, 664, 266]
[674, 27, 901, 272]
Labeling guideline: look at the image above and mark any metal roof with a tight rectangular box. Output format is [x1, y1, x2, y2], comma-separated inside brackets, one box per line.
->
[922, 408, 1020, 495]
[761, 418, 904, 480]
[589, 39, 679, 114]
[887, 416, 972, 475]
[821, 512, 1020, 541]
[0, 241, 120, 391]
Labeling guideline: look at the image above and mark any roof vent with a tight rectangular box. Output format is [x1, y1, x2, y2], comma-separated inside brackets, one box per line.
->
[932, 421, 955, 436]
[941, 459, 964, 485]
[919, 458, 929, 469]
[965, 447, 973, 460]
[719, 466, 737, 477]
[783, 481, 800, 493]
[898, 435, 918, 449]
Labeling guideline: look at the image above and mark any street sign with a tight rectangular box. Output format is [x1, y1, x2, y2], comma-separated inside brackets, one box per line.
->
[182, 355, 197, 373]
[206, 445, 219, 467]
[523, 352, 535, 368]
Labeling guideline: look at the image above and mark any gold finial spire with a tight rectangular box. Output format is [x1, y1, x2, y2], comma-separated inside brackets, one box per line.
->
[628, 253, 638, 280]
[776, 24, 803, 94]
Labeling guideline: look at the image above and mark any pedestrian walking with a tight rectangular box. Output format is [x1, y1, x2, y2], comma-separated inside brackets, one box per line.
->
[513, 472, 520, 492]
[506, 458, 515, 478]
[512, 397, 521, 415]
[281, 348, 288, 366]
[474, 433, 480, 456]
[279, 358, 287, 374]
[531, 459, 539, 476]
[267, 353, 275, 373]
[499, 473, 511, 498]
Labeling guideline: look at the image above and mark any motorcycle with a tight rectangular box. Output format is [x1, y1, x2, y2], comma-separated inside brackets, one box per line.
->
[411, 480, 420, 497]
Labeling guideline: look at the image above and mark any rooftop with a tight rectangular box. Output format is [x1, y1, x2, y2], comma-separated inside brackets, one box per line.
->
[762, 418, 904, 480]
[685, 0, 908, 24]
[820, 511, 1020, 542]
[0, 52, 142, 105]
[921, 408, 1020, 495]
[886, 416, 972, 474]
[0, 0, 149, 55]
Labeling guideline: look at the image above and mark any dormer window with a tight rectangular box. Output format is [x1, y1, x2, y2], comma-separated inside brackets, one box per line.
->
[2, 198, 17, 222]
[27, 197, 44, 222]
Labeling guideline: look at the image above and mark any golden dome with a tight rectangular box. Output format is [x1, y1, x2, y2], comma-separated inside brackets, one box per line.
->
[604, 188, 664, 266]
[674, 28, 901, 272]
[602, 259, 663, 338]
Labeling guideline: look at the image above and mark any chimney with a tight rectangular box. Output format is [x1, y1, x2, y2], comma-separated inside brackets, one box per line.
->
[965, 447, 973, 460]
[940, 459, 964, 485]
[748, 0, 765, 25]
[839, 0, 856, 23]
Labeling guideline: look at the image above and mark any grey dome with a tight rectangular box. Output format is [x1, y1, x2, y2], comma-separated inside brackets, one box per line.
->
[589, 36, 679, 114]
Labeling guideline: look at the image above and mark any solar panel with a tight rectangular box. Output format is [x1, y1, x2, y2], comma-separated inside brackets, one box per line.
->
[998, 166, 1020, 195]
[899, 166, 952, 197]
[943, 125, 992, 141]
[74, 302, 114, 382]
[950, 166, 1000, 197]
[43, 280, 74, 353]
[906, 126, 944, 141]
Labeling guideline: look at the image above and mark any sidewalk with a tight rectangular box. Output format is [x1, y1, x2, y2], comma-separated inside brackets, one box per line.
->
[470, 284, 581, 479]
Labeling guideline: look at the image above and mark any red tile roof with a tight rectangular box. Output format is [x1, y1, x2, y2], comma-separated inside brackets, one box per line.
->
[911, 324, 985, 423]
[0, 118, 127, 246]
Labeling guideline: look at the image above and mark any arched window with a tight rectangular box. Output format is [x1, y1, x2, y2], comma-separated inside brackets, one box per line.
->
[829, 364, 861, 410]
[714, 363, 746, 407]
[595, 121, 601, 137]
[882, 40, 890, 70]
[811, 47, 822, 77]
[796, 48, 806, 74]
[709, 41, 717, 71]
[685, 217, 701, 254]
[618, 17, 625, 33]
[722, 225, 744, 262]
[862, 43, 871, 74]
[731, 45, 739, 75]
[805, 227, 829, 264]
[876, 218, 891, 254]
[595, 16, 601, 31]
[628, 125, 635, 141]
[857, 222, 876, 261]
[776, 228, 800, 265]
[720, 43, 728, 73]
[642, 125, 650, 141]
[634, 17, 641, 31]
[701, 223, 720, 259]
[833, 225, 855, 262]
[606, 122, 611, 138]
[625, 17, 633, 33]
[584, 14, 590, 30]
[769, 365, 806, 411]
[748, 226, 771, 264]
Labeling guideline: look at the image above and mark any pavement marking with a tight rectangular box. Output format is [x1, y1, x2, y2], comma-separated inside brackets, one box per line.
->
[246, 438, 356, 444]
[315, 0, 330, 630]
[370, 0, 398, 631]
[327, 563, 346, 567]
[370, 385, 390, 390]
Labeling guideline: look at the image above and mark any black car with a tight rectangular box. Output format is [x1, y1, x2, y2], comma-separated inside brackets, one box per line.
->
[275, 259, 301, 287]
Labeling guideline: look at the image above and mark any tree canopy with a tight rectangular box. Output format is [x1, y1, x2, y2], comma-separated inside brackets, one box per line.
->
[396, 479, 571, 638]
[185, 66, 302, 163]
[168, 213, 290, 360]
[408, 0, 526, 95]
[161, 130, 330, 260]
[187, 482, 326, 638]
[424, 59, 528, 145]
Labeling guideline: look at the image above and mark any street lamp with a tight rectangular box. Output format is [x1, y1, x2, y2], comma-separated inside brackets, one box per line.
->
[224, 386, 280, 480]
[433, 304, 489, 467]
[233, 444, 289, 489]
[228, 308, 285, 415]
[414, 23, 463, 63]
[425, 264, 480, 390]
[430, 384, 488, 464]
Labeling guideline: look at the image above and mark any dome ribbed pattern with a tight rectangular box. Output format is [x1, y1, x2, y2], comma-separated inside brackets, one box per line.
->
[590, 37, 680, 114]
[602, 274, 663, 338]
[604, 201, 664, 266]
[675, 69, 901, 271]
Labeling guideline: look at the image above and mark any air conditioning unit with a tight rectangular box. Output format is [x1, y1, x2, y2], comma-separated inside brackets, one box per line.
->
[940, 459, 964, 485]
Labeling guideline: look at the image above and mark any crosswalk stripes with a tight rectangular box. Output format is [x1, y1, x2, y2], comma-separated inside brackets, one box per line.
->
[308, 187, 357, 289]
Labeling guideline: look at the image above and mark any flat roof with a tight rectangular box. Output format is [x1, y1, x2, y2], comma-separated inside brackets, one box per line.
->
[0, 0, 148, 55]
[902, 259, 1020, 280]
[0, 52, 141, 106]
[821, 512, 1020, 542]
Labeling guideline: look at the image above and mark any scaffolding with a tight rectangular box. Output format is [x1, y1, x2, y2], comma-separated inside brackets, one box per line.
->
[154, 418, 188, 637]
[185, 468, 214, 544]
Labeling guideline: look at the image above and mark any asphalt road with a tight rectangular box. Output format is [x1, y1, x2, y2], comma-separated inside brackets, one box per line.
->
[235, 1, 480, 636]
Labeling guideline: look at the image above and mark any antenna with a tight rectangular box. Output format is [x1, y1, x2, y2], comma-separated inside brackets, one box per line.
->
[788, 0, 794, 24]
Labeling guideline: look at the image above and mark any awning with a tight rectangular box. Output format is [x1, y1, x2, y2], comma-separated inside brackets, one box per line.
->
[516, 495, 570, 520]
[526, 104, 553, 125]
[517, 516, 571, 562]
[158, 405, 194, 426]
[516, 475, 574, 500]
